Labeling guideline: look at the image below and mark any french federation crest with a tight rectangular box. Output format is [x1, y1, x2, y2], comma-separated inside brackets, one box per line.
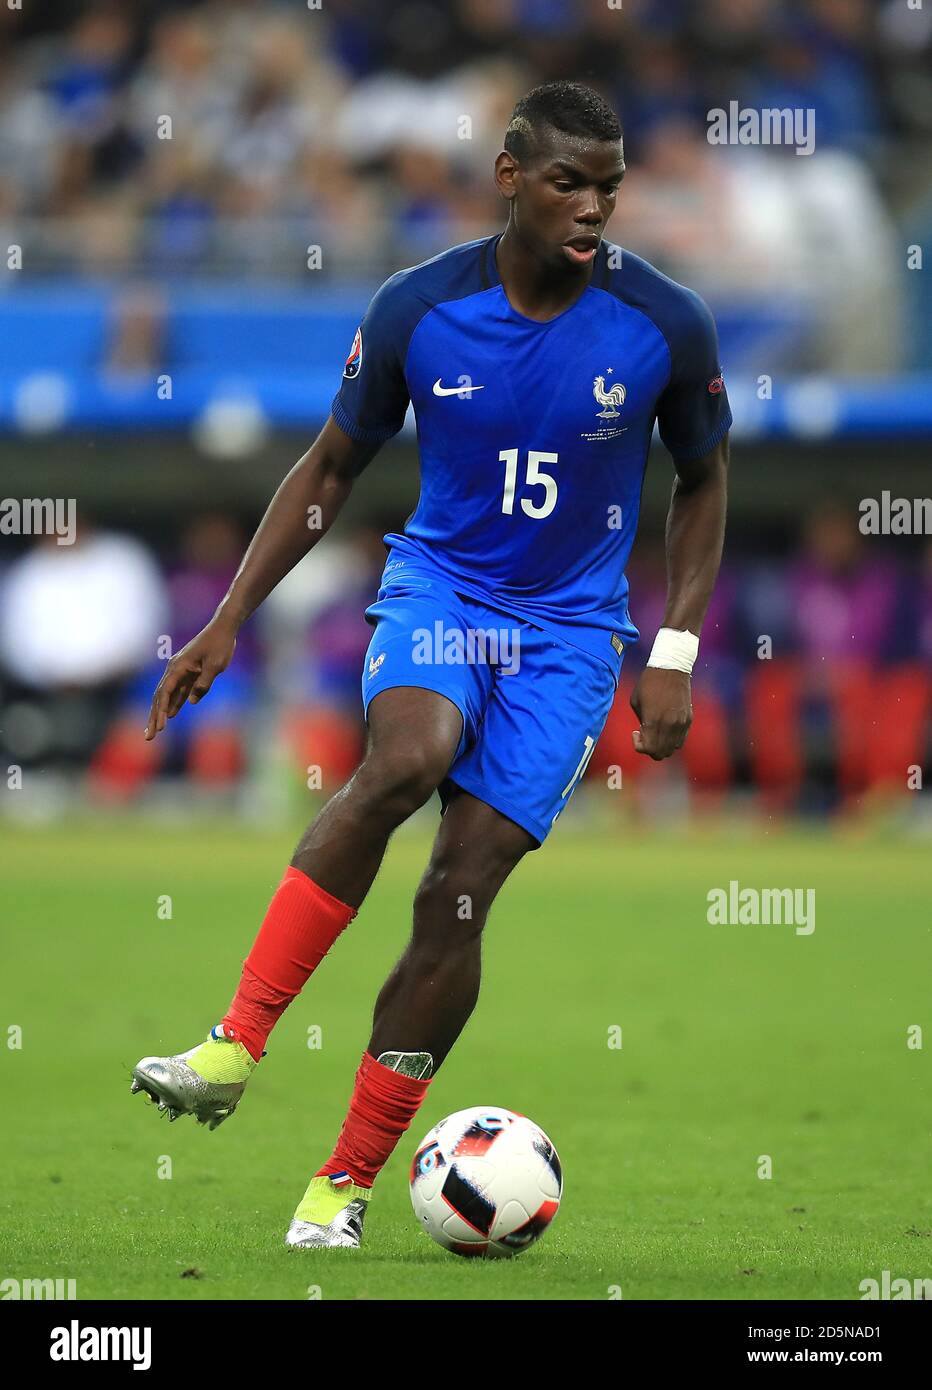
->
[343, 325, 363, 379]
[593, 374, 626, 419]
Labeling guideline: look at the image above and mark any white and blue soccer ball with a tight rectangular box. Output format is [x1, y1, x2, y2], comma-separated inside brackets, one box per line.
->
[409, 1106, 562, 1258]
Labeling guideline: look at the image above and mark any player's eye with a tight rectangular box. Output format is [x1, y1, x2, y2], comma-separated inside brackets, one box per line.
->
[553, 179, 575, 193]
[603, 184, 620, 197]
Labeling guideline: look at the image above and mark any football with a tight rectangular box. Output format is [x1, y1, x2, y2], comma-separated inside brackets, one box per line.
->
[409, 1106, 562, 1258]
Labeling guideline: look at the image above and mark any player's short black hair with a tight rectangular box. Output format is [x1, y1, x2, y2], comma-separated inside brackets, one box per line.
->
[504, 81, 622, 163]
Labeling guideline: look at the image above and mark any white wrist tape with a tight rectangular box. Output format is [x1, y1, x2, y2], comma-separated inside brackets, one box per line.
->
[646, 627, 699, 675]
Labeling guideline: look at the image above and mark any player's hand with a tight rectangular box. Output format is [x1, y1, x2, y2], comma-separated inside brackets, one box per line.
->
[630, 667, 692, 760]
[144, 615, 238, 740]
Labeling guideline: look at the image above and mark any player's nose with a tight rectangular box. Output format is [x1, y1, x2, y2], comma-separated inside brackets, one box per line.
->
[574, 198, 602, 226]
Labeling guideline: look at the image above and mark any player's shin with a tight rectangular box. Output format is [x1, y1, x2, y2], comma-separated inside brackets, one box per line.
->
[132, 866, 356, 1128]
[285, 1050, 433, 1249]
[221, 865, 356, 1061]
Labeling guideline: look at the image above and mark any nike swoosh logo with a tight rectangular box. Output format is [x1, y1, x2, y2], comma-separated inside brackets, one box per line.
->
[432, 379, 485, 397]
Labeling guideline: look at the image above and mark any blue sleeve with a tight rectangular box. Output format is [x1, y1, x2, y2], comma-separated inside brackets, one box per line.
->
[331, 274, 411, 448]
[655, 289, 732, 462]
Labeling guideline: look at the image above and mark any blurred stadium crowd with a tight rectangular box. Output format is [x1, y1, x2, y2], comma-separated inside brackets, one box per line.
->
[1, 0, 931, 364]
[1, 0, 930, 819]
[1, 510, 929, 816]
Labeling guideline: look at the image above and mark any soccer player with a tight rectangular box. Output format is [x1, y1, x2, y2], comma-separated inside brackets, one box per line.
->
[132, 82, 731, 1248]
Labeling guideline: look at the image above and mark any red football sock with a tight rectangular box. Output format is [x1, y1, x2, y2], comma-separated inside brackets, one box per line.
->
[221, 866, 356, 1062]
[317, 1052, 432, 1189]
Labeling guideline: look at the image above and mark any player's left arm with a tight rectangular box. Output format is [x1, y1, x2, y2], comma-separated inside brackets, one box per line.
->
[630, 433, 729, 760]
[631, 285, 732, 761]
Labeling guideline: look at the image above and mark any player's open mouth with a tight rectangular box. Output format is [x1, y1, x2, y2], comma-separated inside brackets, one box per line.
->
[563, 235, 600, 265]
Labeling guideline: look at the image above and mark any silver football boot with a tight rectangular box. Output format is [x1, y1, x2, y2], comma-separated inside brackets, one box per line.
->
[284, 1049, 432, 1250]
[130, 1026, 255, 1130]
[285, 1193, 369, 1249]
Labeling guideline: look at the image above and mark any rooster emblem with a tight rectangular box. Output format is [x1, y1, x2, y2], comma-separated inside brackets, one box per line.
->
[593, 375, 626, 419]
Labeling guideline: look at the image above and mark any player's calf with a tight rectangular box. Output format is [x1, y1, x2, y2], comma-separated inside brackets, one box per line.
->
[284, 1050, 433, 1250]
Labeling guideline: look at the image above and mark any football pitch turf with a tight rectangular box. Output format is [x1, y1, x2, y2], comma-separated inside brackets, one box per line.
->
[2, 816, 929, 1302]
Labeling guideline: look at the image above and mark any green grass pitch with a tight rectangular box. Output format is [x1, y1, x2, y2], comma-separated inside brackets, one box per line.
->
[2, 816, 929, 1301]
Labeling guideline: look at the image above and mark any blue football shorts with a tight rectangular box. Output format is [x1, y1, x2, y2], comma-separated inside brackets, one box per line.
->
[360, 568, 620, 846]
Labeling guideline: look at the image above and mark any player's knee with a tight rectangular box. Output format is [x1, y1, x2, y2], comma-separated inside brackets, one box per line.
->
[414, 841, 522, 931]
[413, 866, 486, 957]
[356, 744, 446, 824]
[414, 861, 461, 918]
[438, 831, 530, 895]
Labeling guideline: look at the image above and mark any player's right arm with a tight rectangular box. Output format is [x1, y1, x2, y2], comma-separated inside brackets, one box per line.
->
[146, 273, 413, 739]
[144, 417, 379, 739]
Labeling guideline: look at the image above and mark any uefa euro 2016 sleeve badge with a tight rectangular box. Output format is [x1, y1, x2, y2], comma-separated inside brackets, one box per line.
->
[343, 325, 363, 379]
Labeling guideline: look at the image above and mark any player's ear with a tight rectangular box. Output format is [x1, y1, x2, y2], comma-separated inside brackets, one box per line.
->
[494, 149, 519, 200]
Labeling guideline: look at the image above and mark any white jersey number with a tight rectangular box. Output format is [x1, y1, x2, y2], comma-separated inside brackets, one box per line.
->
[499, 449, 559, 519]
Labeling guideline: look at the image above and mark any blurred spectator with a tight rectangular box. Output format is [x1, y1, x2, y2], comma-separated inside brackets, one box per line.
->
[0, 525, 166, 689]
[789, 503, 906, 681]
[0, 524, 167, 769]
[0, 47, 61, 214]
[921, 541, 932, 668]
[105, 285, 166, 375]
[0, 0, 924, 374]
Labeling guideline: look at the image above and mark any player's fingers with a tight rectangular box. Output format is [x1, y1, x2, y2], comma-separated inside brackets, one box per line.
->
[152, 663, 197, 727]
[187, 659, 221, 704]
[637, 720, 678, 760]
[669, 711, 692, 753]
[144, 686, 163, 740]
[146, 672, 179, 738]
[654, 724, 686, 759]
[632, 726, 661, 760]
[165, 666, 200, 717]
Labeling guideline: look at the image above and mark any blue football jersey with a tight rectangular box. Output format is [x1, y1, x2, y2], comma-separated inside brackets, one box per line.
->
[332, 233, 732, 671]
